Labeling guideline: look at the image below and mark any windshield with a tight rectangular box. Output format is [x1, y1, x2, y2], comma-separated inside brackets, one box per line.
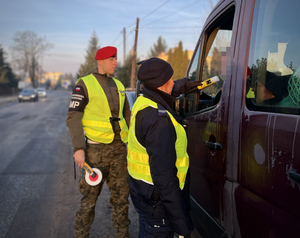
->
[247, 0, 300, 114]
[22, 89, 34, 93]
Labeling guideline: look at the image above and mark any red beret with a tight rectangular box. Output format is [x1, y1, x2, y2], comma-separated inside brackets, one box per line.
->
[95, 46, 117, 60]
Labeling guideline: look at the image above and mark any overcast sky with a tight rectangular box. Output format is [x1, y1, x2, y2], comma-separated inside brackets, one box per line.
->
[0, 0, 217, 76]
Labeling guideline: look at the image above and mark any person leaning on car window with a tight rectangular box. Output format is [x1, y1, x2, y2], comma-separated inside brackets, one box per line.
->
[252, 70, 290, 105]
[127, 57, 201, 238]
[66, 46, 131, 238]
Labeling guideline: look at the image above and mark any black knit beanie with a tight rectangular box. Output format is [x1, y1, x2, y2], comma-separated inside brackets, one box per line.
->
[137, 57, 174, 88]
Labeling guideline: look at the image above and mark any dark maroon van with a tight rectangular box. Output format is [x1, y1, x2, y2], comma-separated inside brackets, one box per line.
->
[176, 0, 300, 237]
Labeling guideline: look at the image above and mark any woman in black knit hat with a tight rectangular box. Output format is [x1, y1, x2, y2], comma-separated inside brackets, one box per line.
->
[127, 58, 200, 238]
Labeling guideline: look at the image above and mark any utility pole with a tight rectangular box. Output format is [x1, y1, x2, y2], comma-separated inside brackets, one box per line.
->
[123, 27, 126, 65]
[130, 17, 139, 89]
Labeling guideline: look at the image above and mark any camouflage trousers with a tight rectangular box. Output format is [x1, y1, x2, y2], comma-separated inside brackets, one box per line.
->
[75, 141, 130, 238]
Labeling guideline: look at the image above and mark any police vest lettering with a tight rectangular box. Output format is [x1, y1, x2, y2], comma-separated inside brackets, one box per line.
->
[78, 74, 128, 144]
[127, 96, 189, 190]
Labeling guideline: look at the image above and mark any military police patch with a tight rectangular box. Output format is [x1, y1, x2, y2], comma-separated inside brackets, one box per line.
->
[68, 85, 87, 112]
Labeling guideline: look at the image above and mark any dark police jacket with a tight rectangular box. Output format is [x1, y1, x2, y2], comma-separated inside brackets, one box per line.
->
[128, 84, 194, 236]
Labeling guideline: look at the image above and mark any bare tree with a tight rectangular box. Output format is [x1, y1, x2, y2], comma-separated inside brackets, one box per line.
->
[11, 31, 53, 88]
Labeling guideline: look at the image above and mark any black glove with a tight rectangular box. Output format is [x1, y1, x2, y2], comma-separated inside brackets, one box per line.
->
[188, 81, 202, 89]
[173, 78, 202, 97]
[172, 78, 188, 97]
[184, 234, 191, 238]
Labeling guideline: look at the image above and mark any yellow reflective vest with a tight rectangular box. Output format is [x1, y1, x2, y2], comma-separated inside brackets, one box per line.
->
[127, 95, 189, 189]
[246, 87, 255, 98]
[79, 74, 128, 144]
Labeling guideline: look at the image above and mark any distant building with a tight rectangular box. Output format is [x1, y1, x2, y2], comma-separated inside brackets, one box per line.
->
[157, 51, 169, 61]
[43, 72, 64, 88]
[17, 71, 66, 89]
[157, 49, 194, 62]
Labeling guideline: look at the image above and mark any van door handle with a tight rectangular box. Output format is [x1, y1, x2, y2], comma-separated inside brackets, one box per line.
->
[289, 170, 300, 183]
[205, 141, 223, 151]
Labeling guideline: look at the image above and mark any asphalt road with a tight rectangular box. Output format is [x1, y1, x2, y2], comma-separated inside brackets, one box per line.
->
[0, 90, 139, 238]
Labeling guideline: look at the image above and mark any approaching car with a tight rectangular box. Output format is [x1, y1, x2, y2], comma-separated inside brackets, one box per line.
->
[36, 88, 47, 98]
[18, 88, 38, 102]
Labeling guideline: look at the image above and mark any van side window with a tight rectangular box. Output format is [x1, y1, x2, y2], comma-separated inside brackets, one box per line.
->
[200, 28, 231, 99]
[188, 45, 200, 82]
[184, 45, 201, 114]
[246, 0, 300, 114]
[185, 7, 234, 115]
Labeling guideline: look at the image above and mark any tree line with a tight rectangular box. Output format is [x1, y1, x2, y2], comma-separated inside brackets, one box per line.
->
[0, 45, 18, 88]
[78, 32, 191, 88]
[1, 30, 191, 91]
[0, 30, 71, 92]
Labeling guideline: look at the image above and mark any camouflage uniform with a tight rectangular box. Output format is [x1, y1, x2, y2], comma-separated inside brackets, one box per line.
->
[66, 70, 131, 238]
[75, 141, 130, 238]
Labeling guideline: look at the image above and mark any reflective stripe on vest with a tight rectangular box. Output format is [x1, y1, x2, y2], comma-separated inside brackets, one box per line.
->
[80, 74, 128, 143]
[127, 96, 189, 189]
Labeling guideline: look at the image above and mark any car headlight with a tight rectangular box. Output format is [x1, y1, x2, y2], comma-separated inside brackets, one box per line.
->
[19, 95, 23, 98]
[31, 94, 35, 98]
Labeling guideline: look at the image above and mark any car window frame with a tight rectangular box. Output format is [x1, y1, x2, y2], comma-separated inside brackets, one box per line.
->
[183, 4, 236, 117]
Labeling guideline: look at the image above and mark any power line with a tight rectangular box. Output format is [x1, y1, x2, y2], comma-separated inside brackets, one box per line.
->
[126, 0, 171, 28]
[116, 29, 134, 49]
[123, 0, 201, 42]
[141, 0, 201, 27]
[143, 26, 202, 30]
[111, 31, 122, 45]
[116, 0, 202, 61]
[141, 0, 171, 21]
[141, 30, 201, 35]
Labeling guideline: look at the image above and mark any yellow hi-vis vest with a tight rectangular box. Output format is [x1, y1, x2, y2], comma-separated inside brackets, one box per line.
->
[127, 96, 189, 189]
[79, 74, 128, 144]
[246, 88, 255, 98]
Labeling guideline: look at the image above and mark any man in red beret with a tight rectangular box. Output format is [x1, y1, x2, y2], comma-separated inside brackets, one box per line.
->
[66, 46, 131, 238]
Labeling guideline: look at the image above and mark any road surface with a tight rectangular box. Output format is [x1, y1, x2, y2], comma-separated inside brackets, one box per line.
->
[0, 90, 139, 238]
